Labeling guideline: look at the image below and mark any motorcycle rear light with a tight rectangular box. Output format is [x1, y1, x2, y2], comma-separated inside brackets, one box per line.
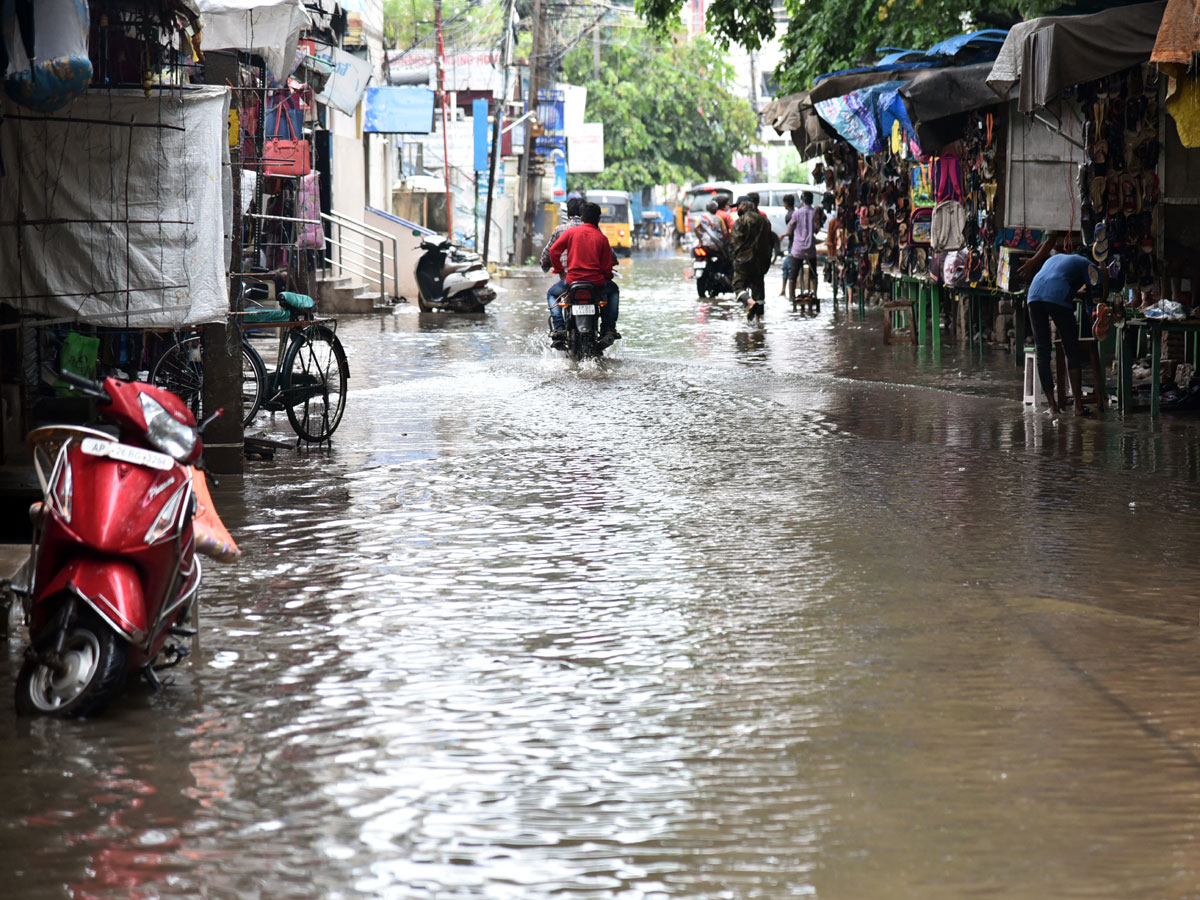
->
[696, 248, 707, 257]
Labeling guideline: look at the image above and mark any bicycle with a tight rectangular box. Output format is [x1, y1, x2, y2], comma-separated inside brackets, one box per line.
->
[151, 291, 348, 443]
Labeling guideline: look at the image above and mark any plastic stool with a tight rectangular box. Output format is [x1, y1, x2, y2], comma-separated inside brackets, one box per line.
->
[883, 300, 917, 345]
[1023, 350, 1040, 406]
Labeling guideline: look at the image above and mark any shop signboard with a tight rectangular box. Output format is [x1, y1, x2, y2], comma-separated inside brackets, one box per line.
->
[535, 88, 565, 137]
[363, 86, 434, 133]
[535, 135, 566, 158]
[384, 48, 505, 94]
[552, 150, 567, 202]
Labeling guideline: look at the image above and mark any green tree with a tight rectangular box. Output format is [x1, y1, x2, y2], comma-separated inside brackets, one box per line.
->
[560, 29, 759, 192]
[636, 0, 1066, 92]
[383, 0, 505, 51]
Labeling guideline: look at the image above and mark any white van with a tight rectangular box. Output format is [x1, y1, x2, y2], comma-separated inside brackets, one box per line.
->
[743, 182, 827, 254]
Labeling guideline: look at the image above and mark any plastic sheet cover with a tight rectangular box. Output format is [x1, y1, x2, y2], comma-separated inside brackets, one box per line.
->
[0, 87, 232, 327]
[196, 0, 310, 81]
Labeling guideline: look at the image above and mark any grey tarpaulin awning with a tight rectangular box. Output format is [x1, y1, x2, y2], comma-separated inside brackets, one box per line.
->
[900, 63, 1004, 155]
[987, 1, 1166, 112]
[901, 63, 1001, 122]
[760, 91, 839, 159]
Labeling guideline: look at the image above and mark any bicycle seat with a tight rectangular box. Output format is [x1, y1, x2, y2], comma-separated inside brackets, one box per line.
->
[278, 291, 316, 312]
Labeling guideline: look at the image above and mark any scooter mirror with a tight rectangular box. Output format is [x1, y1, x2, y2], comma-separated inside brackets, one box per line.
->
[412, 229, 423, 236]
[198, 407, 223, 434]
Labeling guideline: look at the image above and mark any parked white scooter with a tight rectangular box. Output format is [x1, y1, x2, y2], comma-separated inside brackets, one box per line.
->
[414, 238, 496, 313]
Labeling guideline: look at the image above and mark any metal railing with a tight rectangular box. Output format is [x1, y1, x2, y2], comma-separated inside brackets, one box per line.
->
[321, 211, 401, 301]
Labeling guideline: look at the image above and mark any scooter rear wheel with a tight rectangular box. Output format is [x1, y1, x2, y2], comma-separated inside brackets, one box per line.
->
[15, 608, 128, 718]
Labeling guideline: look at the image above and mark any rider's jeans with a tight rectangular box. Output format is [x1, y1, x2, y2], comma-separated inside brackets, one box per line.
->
[547, 280, 619, 333]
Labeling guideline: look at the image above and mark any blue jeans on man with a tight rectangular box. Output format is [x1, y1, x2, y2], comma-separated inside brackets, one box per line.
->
[547, 279, 619, 333]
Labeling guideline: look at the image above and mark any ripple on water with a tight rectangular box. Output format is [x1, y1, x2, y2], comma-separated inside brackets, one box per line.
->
[8, 256, 1200, 899]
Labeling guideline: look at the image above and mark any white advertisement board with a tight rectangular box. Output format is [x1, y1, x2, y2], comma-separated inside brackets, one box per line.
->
[568, 122, 604, 173]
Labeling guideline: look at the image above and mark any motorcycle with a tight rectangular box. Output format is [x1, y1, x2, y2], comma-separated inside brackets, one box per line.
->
[556, 281, 611, 361]
[15, 370, 238, 717]
[691, 242, 734, 298]
[415, 238, 496, 313]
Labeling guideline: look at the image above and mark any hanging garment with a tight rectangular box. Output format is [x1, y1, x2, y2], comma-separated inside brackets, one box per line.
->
[296, 171, 323, 250]
[2, 0, 92, 112]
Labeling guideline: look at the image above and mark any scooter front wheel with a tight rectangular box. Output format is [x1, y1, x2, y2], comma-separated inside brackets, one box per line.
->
[16, 609, 128, 718]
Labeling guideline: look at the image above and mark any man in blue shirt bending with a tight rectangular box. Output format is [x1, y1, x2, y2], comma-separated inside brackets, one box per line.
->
[1026, 247, 1108, 415]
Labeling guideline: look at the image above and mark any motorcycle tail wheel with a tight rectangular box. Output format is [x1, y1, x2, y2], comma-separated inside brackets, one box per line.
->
[696, 274, 707, 298]
[16, 607, 129, 718]
[568, 325, 599, 361]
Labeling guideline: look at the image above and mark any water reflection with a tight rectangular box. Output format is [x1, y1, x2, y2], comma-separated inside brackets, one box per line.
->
[6, 254, 1200, 898]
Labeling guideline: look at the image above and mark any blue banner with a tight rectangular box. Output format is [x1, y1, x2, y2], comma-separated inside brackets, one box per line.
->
[363, 86, 434, 134]
[473, 98, 489, 172]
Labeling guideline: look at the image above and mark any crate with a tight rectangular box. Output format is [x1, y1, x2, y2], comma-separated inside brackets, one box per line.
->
[998, 247, 1034, 292]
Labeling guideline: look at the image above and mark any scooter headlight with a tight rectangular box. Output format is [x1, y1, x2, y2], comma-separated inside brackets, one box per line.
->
[138, 393, 197, 461]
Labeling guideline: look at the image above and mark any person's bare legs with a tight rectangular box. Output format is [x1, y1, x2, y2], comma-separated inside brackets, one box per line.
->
[1068, 367, 1085, 415]
[787, 275, 801, 314]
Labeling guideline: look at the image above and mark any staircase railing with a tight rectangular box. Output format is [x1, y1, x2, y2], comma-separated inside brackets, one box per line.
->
[321, 211, 400, 301]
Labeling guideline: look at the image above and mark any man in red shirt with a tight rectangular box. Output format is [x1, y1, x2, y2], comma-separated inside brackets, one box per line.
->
[548, 201, 621, 347]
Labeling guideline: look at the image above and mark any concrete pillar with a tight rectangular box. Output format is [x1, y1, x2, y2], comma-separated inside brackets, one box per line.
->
[200, 323, 243, 475]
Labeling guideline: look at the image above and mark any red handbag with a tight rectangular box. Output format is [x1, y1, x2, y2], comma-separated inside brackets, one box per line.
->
[262, 111, 310, 177]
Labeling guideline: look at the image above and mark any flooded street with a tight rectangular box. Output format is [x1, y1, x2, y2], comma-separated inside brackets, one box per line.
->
[8, 252, 1200, 899]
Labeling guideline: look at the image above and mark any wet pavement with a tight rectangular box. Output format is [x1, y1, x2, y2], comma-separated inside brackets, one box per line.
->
[7, 251, 1200, 899]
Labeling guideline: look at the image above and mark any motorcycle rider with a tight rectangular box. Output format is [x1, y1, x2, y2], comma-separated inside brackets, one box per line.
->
[732, 195, 775, 320]
[548, 201, 621, 348]
[694, 199, 728, 253]
[693, 199, 731, 294]
[541, 196, 585, 329]
[715, 193, 735, 236]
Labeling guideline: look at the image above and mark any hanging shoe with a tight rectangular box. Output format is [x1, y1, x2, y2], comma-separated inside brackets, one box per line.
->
[1093, 303, 1111, 341]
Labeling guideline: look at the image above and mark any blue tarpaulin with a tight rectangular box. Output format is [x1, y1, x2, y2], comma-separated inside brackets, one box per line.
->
[815, 81, 910, 155]
[364, 86, 435, 134]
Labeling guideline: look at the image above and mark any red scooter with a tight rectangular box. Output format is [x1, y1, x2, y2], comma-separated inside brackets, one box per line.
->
[16, 370, 237, 717]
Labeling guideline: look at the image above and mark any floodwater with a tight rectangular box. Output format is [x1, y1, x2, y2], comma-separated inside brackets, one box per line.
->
[7, 251, 1200, 899]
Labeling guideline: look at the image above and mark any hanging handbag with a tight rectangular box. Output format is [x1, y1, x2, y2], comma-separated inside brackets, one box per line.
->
[262, 109, 311, 177]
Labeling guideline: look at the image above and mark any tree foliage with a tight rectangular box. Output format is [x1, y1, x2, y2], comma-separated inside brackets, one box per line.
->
[560, 29, 759, 192]
[637, 0, 1066, 92]
[382, 0, 505, 51]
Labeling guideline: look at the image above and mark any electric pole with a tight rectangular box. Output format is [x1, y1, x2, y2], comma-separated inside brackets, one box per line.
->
[436, 0, 453, 239]
[515, 0, 542, 263]
[483, 0, 514, 265]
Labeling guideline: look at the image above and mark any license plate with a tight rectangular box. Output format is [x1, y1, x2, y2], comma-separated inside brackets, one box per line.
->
[572, 304, 596, 315]
[80, 437, 174, 470]
[693, 262, 707, 271]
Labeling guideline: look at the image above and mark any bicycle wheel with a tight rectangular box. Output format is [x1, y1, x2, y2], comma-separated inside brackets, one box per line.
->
[281, 325, 348, 442]
[150, 336, 266, 428]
